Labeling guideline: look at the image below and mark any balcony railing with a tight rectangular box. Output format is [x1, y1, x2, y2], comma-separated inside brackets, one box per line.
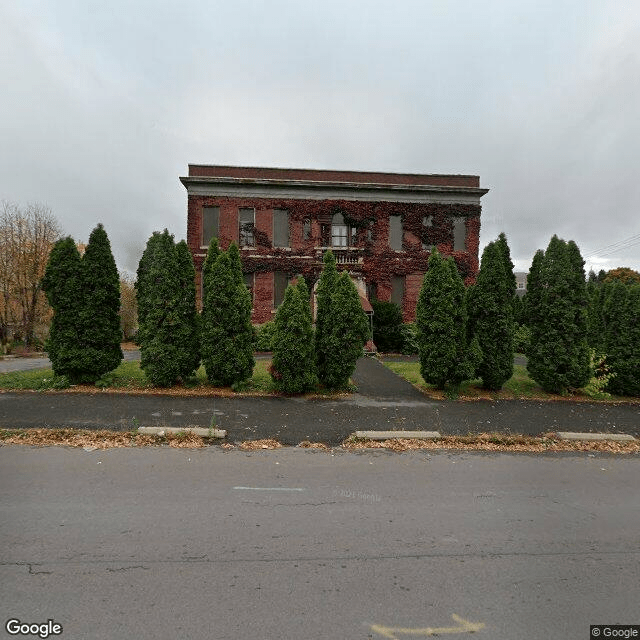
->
[319, 248, 364, 265]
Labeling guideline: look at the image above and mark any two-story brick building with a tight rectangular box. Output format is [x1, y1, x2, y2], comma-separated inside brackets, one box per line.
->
[181, 165, 488, 324]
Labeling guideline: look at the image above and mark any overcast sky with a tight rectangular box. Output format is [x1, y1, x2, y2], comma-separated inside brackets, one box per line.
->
[2, 0, 639, 277]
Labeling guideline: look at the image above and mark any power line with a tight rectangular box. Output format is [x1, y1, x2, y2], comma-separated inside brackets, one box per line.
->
[583, 231, 640, 259]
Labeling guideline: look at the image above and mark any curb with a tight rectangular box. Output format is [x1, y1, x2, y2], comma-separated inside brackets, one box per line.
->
[354, 430, 441, 440]
[138, 426, 227, 438]
[555, 432, 636, 442]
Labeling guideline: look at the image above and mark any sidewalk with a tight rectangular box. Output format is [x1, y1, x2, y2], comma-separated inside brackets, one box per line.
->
[0, 358, 638, 445]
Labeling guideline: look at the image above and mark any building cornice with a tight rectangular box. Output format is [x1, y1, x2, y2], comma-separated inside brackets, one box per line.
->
[179, 176, 489, 205]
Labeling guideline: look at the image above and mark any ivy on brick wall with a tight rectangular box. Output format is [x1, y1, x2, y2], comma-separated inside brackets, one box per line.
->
[189, 196, 481, 319]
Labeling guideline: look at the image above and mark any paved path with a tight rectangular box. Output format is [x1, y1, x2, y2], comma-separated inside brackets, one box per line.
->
[0, 349, 141, 373]
[0, 357, 638, 444]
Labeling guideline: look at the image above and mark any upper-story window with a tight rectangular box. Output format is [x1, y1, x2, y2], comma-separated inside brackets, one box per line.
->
[389, 215, 403, 251]
[331, 212, 356, 247]
[303, 218, 312, 241]
[453, 216, 466, 251]
[239, 208, 255, 247]
[422, 215, 434, 251]
[273, 209, 290, 248]
[202, 206, 220, 247]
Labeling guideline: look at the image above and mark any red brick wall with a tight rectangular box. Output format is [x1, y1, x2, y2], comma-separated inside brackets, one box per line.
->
[188, 165, 480, 188]
[187, 194, 482, 323]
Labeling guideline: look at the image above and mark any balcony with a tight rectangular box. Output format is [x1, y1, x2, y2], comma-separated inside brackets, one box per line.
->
[317, 247, 364, 265]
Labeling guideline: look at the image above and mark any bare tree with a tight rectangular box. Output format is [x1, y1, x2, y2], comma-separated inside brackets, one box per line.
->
[119, 272, 138, 340]
[0, 201, 61, 349]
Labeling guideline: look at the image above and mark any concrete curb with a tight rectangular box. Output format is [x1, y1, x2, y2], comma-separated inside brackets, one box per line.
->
[555, 432, 636, 442]
[138, 426, 227, 438]
[355, 430, 441, 440]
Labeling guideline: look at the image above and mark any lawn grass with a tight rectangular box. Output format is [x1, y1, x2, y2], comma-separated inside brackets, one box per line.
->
[0, 358, 348, 396]
[382, 360, 633, 402]
[0, 359, 276, 394]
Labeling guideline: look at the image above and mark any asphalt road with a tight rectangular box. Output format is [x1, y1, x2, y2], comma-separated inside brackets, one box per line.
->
[1, 446, 638, 639]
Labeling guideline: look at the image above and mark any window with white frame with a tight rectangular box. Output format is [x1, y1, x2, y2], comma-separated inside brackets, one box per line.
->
[331, 212, 349, 247]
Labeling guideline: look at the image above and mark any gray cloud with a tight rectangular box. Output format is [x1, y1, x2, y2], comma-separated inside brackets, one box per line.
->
[1, 0, 639, 275]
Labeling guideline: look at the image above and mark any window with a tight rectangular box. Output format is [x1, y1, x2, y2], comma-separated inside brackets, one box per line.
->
[244, 273, 255, 302]
[239, 208, 255, 247]
[366, 282, 378, 302]
[303, 218, 311, 241]
[273, 271, 289, 308]
[202, 206, 220, 247]
[453, 216, 466, 251]
[389, 215, 403, 251]
[422, 215, 434, 251]
[390, 276, 404, 306]
[331, 212, 349, 247]
[273, 209, 290, 248]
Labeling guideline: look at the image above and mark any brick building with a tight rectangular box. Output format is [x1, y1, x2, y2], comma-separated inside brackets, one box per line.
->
[181, 165, 488, 324]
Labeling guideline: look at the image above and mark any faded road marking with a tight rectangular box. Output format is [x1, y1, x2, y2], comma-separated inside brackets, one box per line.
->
[232, 486, 306, 492]
[370, 614, 485, 638]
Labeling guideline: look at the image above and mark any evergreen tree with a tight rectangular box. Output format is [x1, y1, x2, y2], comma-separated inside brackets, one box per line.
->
[296, 276, 312, 324]
[526, 235, 591, 393]
[315, 250, 340, 386]
[586, 280, 605, 351]
[319, 272, 370, 388]
[415, 249, 480, 389]
[523, 249, 544, 335]
[603, 283, 640, 396]
[202, 237, 221, 294]
[270, 277, 317, 393]
[496, 232, 517, 294]
[370, 299, 404, 353]
[201, 248, 254, 386]
[467, 239, 514, 390]
[174, 240, 201, 378]
[135, 230, 184, 386]
[42, 237, 84, 381]
[76, 224, 123, 382]
[227, 242, 244, 285]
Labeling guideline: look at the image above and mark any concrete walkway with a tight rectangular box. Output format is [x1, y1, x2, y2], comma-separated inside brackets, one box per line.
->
[0, 349, 141, 374]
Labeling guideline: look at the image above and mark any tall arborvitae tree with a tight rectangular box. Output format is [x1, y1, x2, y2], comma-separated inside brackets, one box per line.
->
[586, 280, 606, 352]
[318, 271, 370, 389]
[371, 299, 405, 353]
[42, 237, 84, 381]
[174, 240, 200, 378]
[201, 247, 254, 386]
[315, 249, 340, 386]
[296, 276, 312, 324]
[202, 237, 220, 295]
[135, 230, 184, 386]
[496, 232, 517, 294]
[270, 278, 317, 393]
[416, 249, 480, 389]
[77, 224, 123, 382]
[227, 242, 244, 285]
[526, 235, 591, 393]
[603, 283, 640, 396]
[467, 239, 515, 390]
